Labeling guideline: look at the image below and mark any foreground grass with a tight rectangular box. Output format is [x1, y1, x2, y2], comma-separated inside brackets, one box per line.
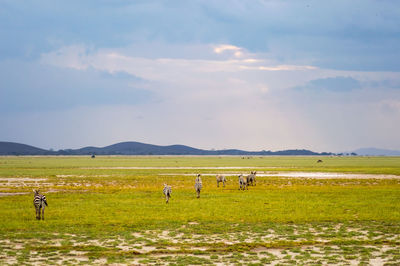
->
[0, 156, 399, 264]
[1, 183, 400, 234]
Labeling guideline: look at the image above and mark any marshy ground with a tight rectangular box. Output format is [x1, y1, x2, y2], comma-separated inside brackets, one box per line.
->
[0, 156, 399, 265]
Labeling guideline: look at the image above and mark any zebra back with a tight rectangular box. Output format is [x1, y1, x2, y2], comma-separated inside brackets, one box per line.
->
[41, 195, 48, 206]
[216, 175, 225, 182]
[247, 171, 255, 182]
[163, 184, 172, 196]
[33, 189, 41, 207]
[33, 189, 48, 207]
[238, 174, 247, 189]
[195, 174, 202, 191]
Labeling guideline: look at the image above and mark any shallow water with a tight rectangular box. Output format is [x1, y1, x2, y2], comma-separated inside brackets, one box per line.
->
[82, 166, 283, 169]
[162, 172, 400, 179]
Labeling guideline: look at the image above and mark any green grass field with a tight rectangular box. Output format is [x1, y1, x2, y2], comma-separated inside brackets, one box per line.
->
[0, 156, 399, 265]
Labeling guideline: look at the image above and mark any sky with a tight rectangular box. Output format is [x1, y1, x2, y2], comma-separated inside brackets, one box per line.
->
[1, 0, 400, 152]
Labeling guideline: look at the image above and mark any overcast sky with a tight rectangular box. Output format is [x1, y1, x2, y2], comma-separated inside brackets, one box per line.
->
[1, 0, 400, 152]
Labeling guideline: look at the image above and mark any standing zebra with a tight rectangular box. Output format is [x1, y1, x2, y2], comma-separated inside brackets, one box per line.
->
[238, 174, 247, 190]
[163, 184, 172, 203]
[195, 174, 202, 198]
[33, 189, 48, 220]
[247, 171, 257, 186]
[216, 175, 226, 187]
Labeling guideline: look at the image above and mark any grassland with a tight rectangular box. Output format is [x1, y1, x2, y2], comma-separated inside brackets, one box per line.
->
[0, 156, 399, 265]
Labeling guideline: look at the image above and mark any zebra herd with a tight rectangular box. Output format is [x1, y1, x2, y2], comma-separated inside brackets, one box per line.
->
[163, 171, 257, 203]
[33, 171, 258, 217]
[237, 171, 256, 190]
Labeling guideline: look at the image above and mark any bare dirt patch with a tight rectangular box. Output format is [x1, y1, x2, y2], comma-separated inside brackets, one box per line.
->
[0, 192, 30, 197]
[0, 177, 47, 182]
[1, 224, 399, 265]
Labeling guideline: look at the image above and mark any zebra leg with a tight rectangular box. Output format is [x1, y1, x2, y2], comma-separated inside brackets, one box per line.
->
[41, 206, 45, 220]
[35, 206, 39, 220]
[217, 181, 219, 187]
[38, 206, 41, 220]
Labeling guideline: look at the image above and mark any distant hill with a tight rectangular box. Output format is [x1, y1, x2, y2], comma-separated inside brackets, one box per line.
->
[0, 141, 332, 156]
[0, 141, 51, 155]
[351, 147, 400, 156]
[60, 142, 207, 155]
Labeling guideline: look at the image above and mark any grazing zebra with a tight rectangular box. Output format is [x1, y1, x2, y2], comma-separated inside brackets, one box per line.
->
[163, 184, 172, 203]
[216, 175, 226, 187]
[238, 174, 247, 190]
[33, 189, 48, 220]
[195, 174, 202, 198]
[246, 171, 257, 186]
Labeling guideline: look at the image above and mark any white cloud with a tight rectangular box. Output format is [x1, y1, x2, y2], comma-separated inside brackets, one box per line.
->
[40, 45, 91, 70]
[39, 44, 321, 85]
[25, 43, 400, 151]
[241, 65, 317, 71]
[213, 44, 242, 56]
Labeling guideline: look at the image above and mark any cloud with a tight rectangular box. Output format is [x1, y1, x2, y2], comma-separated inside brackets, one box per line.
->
[213, 44, 243, 57]
[1, 43, 390, 152]
[297, 76, 361, 92]
[39, 44, 320, 85]
[0, 60, 153, 112]
[1, 0, 400, 151]
[2, 44, 400, 151]
[1, 1, 400, 70]
[364, 79, 400, 90]
[377, 99, 400, 114]
[39, 45, 91, 70]
[242, 65, 316, 71]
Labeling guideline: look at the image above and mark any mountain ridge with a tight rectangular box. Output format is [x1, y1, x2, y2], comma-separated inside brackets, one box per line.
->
[0, 141, 333, 156]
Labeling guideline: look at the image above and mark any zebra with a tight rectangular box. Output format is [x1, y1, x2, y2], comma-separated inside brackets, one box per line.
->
[216, 175, 226, 187]
[163, 184, 172, 203]
[33, 189, 48, 220]
[246, 171, 257, 186]
[238, 174, 247, 190]
[195, 174, 202, 198]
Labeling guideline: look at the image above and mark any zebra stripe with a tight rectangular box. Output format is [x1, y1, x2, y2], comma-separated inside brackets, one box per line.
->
[195, 174, 202, 198]
[238, 174, 247, 190]
[33, 189, 48, 220]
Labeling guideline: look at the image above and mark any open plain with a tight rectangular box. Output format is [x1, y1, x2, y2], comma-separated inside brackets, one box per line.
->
[0, 156, 399, 265]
